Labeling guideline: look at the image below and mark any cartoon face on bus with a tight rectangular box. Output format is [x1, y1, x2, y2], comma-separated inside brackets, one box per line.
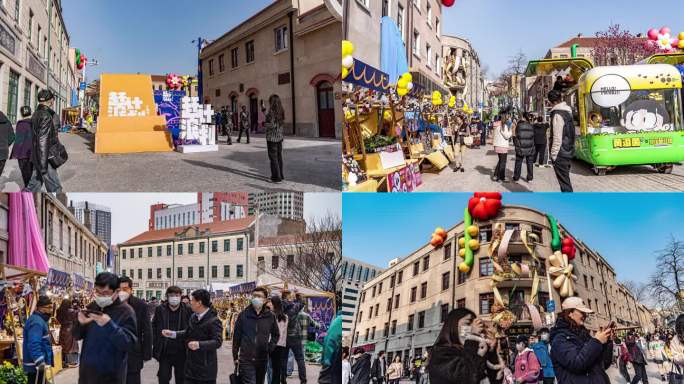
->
[621, 98, 673, 132]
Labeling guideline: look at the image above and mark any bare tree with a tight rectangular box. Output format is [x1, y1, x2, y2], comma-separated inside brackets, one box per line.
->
[507, 50, 528, 77]
[267, 213, 342, 303]
[622, 280, 650, 304]
[592, 24, 651, 66]
[648, 236, 684, 310]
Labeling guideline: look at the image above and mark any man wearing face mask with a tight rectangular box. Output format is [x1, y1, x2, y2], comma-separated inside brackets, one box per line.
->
[232, 286, 279, 384]
[153, 286, 192, 384]
[161, 289, 223, 384]
[23, 295, 55, 384]
[118, 276, 153, 384]
[72, 272, 138, 384]
[530, 328, 554, 384]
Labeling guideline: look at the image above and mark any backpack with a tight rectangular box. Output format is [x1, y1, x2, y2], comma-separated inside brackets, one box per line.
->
[522, 350, 541, 383]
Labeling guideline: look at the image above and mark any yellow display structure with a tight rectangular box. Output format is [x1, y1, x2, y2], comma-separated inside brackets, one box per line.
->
[95, 74, 174, 154]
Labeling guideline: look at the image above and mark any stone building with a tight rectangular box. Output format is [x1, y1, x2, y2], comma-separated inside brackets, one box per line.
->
[442, 34, 485, 110]
[200, 0, 341, 139]
[341, 256, 384, 346]
[0, 0, 76, 123]
[344, 0, 446, 94]
[350, 204, 653, 361]
[33, 193, 108, 284]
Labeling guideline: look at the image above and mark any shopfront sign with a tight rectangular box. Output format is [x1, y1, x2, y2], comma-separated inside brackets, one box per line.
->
[147, 281, 169, 289]
[27, 51, 46, 80]
[0, 21, 16, 57]
[506, 324, 534, 337]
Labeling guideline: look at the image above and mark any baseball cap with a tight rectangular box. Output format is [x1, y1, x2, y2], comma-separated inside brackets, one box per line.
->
[561, 296, 594, 314]
[36, 295, 52, 308]
[37, 89, 54, 102]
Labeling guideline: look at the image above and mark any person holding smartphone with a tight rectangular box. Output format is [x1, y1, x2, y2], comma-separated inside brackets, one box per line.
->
[550, 297, 614, 384]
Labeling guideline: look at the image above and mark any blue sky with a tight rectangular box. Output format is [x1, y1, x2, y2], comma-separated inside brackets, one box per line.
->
[62, 0, 273, 79]
[343, 193, 684, 285]
[441, 0, 684, 76]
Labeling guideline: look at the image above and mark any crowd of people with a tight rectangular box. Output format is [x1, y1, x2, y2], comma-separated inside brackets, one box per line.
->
[20, 272, 340, 384]
[343, 296, 684, 384]
[444, 89, 576, 192]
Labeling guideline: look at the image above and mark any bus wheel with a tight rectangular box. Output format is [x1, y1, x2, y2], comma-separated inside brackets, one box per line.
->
[593, 167, 607, 176]
[656, 164, 673, 174]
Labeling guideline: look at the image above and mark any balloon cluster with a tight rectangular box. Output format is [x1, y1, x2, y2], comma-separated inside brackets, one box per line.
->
[181, 75, 190, 89]
[166, 74, 183, 90]
[462, 102, 474, 115]
[430, 227, 447, 247]
[448, 95, 456, 108]
[645, 27, 683, 53]
[441, 0, 455, 6]
[396, 73, 414, 97]
[431, 91, 443, 106]
[342, 40, 355, 80]
[467, 192, 502, 221]
[561, 237, 576, 261]
[457, 209, 480, 273]
[75, 49, 87, 70]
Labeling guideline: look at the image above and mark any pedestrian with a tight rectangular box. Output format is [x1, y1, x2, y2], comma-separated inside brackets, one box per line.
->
[533, 116, 550, 168]
[161, 289, 223, 384]
[23, 295, 55, 384]
[118, 277, 153, 384]
[25, 89, 66, 193]
[549, 296, 613, 383]
[513, 335, 540, 383]
[418, 351, 429, 384]
[318, 313, 342, 384]
[617, 338, 632, 382]
[548, 90, 575, 192]
[625, 332, 649, 384]
[10, 106, 32, 186]
[265, 94, 285, 183]
[231, 286, 278, 384]
[649, 334, 667, 381]
[371, 351, 387, 384]
[148, 297, 159, 320]
[512, 113, 536, 183]
[214, 110, 223, 135]
[222, 108, 232, 145]
[350, 347, 372, 384]
[258, 101, 266, 133]
[56, 298, 80, 368]
[72, 272, 138, 384]
[492, 115, 512, 182]
[283, 290, 310, 383]
[181, 295, 190, 305]
[343, 348, 352, 384]
[238, 105, 250, 144]
[387, 355, 403, 384]
[668, 314, 684, 383]
[531, 327, 554, 384]
[480, 116, 488, 147]
[269, 295, 288, 384]
[153, 285, 192, 384]
[0, 110, 15, 177]
[427, 308, 487, 384]
[484, 333, 505, 384]
[454, 115, 468, 173]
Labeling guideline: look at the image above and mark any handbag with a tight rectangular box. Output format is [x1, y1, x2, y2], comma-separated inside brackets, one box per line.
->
[670, 363, 684, 384]
[48, 141, 68, 169]
[229, 365, 241, 384]
[463, 136, 474, 146]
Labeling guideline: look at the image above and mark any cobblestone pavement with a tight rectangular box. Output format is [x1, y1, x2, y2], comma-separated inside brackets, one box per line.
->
[416, 144, 684, 192]
[55, 342, 321, 383]
[0, 132, 341, 192]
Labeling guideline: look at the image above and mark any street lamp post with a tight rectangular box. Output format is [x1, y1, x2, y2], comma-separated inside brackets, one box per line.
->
[80, 59, 99, 128]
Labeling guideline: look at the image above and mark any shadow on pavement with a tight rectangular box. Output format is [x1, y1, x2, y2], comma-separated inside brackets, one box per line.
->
[181, 159, 272, 182]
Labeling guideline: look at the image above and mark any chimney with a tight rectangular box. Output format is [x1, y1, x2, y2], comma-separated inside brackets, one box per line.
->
[577, 33, 583, 38]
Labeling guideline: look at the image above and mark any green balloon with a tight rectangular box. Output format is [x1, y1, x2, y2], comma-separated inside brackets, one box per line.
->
[547, 214, 561, 251]
[463, 207, 474, 269]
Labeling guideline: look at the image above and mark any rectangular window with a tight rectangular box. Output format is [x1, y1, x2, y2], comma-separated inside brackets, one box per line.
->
[224, 239, 230, 252]
[397, 5, 405, 39]
[394, 294, 400, 309]
[211, 240, 218, 252]
[480, 293, 495, 315]
[426, 43, 432, 67]
[391, 320, 397, 335]
[166, 268, 171, 278]
[441, 272, 450, 291]
[209, 59, 214, 76]
[444, 242, 452, 260]
[423, 255, 430, 271]
[505, 223, 520, 231]
[479, 226, 492, 242]
[386, 298, 391, 312]
[218, 54, 225, 72]
[412, 30, 420, 56]
[199, 266, 204, 279]
[189, 243, 194, 254]
[378, 282, 383, 293]
[479, 257, 493, 277]
[410, 286, 417, 302]
[370, 327, 376, 340]
[390, 274, 395, 288]
[420, 282, 428, 299]
[418, 311, 425, 328]
[383, 322, 389, 337]
[287, 254, 294, 267]
[408, 314, 415, 331]
[122, 249, 126, 259]
[148, 247, 152, 257]
[157, 246, 162, 256]
[28, 10, 33, 40]
[138, 247, 142, 258]
[275, 26, 288, 52]
[212, 265, 217, 278]
[23, 79, 31, 108]
[7, 70, 19, 123]
[178, 244, 183, 255]
[413, 261, 420, 276]
[157, 268, 161, 278]
[237, 264, 243, 277]
[458, 270, 468, 284]
[147, 268, 152, 279]
[188, 267, 193, 279]
[224, 265, 230, 277]
[129, 269, 134, 278]
[457, 298, 466, 308]
[231, 48, 239, 68]
[177, 267, 182, 279]
[272, 256, 279, 269]
[245, 40, 255, 63]
[440, 303, 449, 323]
[397, 270, 403, 284]
[138, 269, 142, 279]
[237, 239, 244, 251]
[199, 242, 205, 253]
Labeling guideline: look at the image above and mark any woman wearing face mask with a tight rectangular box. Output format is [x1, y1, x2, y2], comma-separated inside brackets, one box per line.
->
[427, 308, 488, 384]
[665, 314, 684, 384]
[530, 328, 554, 384]
[269, 295, 289, 384]
[513, 335, 540, 384]
[550, 296, 614, 384]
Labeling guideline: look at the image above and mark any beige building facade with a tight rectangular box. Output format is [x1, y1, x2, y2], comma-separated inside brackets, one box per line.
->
[33, 193, 108, 284]
[200, 0, 341, 139]
[343, 0, 446, 94]
[351, 205, 653, 361]
[442, 34, 485, 109]
[0, 0, 76, 123]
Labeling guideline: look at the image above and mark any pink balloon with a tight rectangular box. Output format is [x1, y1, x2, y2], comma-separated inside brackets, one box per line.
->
[672, 39, 680, 48]
[647, 28, 659, 40]
[660, 26, 671, 36]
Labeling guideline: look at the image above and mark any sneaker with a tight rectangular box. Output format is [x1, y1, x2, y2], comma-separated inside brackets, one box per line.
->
[460, 168, 464, 173]
[512, 178, 520, 182]
[534, 164, 540, 167]
[526, 178, 533, 183]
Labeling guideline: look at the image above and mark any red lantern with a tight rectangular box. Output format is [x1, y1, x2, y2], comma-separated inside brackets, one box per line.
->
[442, 0, 455, 6]
[561, 237, 576, 260]
[467, 192, 502, 221]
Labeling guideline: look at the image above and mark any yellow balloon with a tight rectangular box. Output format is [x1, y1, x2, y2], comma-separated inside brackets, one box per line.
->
[468, 239, 480, 251]
[458, 237, 465, 247]
[383, 110, 392, 121]
[397, 88, 408, 96]
[402, 73, 413, 83]
[342, 40, 354, 57]
[432, 90, 442, 99]
[680, 39, 684, 49]
[342, 67, 349, 79]
[397, 78, 408, 89]
[467, 225, 479, 237]
[344, 110, 356, 122]
[679, 31, 684, 40]
[458, 262, 470, 273]
[458, 248, 466, 257]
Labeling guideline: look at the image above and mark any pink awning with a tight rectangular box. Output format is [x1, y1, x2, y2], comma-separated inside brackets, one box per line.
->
[8, 193, 49, 274]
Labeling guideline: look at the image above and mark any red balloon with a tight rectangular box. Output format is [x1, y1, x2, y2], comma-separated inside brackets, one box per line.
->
[468, 192, 503, 221]
[442, 0, 455, 6]
[647, 28, 659, 40]
[660, 26, 671, 36]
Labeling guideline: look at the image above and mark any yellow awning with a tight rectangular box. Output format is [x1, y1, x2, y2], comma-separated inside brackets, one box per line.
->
[646, 53, 684, 66]
[525, 58, 594, 79]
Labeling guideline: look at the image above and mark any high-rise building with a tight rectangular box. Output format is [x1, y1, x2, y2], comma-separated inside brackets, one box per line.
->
[248, 192, 303, 220]
[149, 192, 249, 230]
[69, 200, 112, 246]
[341, 257, 384, 345]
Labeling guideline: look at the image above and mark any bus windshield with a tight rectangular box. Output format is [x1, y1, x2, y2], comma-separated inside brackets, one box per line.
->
[585, 88, 682, 134]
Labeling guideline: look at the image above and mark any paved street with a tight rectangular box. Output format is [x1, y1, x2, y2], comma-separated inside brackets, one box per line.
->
[54, 342, 321, 383]
[0, 132, 340, 192]
[417, 144, 684, 192]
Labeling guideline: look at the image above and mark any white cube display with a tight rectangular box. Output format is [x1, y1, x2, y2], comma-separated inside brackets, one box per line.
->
[176, 97, 219, 153]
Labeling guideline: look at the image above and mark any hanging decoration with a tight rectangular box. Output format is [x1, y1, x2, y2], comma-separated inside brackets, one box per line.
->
[430, 227, 447, 247]
[467, 192, 502, 221]
[75, 49, 87, 70]
[457, 208, 479, 273]
[448, 95, 456, 108]
[645, 27, 681, 53]
[396, 72, 414, 97]
[548, 251, 576, 298]
[547, 214, 562, 251]
[441, 0, 456, 7]
[166, 74, 183, 90]
[342, 40, 355, 80]
[431, 90, 443, 106]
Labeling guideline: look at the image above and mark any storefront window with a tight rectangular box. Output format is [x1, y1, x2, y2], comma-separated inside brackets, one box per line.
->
[7, 71, 19, 124]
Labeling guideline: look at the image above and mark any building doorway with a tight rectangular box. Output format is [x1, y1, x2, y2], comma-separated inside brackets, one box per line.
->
[316, 81, 335, 138]
[230, 94, 238, 128]
[249, 94, 258, 132]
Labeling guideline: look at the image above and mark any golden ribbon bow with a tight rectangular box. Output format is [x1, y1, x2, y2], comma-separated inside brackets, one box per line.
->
[548, 251, 576, 298]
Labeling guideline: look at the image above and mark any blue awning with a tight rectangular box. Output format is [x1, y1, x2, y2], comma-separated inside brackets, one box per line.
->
[380, 16, 409, 84]
[344, 59, 391, 93]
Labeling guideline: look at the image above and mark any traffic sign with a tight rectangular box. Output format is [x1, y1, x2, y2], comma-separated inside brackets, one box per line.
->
[79, 82, 86, 90]
[547, 299, 556, 312]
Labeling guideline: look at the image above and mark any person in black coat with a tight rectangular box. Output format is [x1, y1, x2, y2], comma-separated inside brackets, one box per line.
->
[549, 296, 614, 384]
[427, 307, 487, 384]
[513, 113, 537, 182]
[350, 348, 372, 384]
[25, 89, 63, 192]
[370, 350, 387, 383]
[533, 116, 550, 167]
[72, 272, 138, 384]
[625, 332, 649, 384]
[0, 110, 15, 177]
[162, 289, 223, 384]
[118, 277, 152, 384]
[153, 286, 193, 384]
[232, 286, 279, 384]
